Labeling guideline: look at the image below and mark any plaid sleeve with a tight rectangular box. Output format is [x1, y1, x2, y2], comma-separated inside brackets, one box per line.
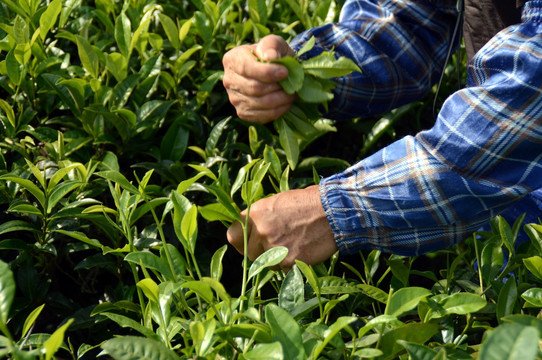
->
[320, 1, 542, 256]
[289, 0, 459, 120]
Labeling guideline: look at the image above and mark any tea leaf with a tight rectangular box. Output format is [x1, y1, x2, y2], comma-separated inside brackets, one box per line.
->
[47, 180, 84, 213]
[160, 244, 187, 278]
[137, 278, 160, 304]
[101, 336, 180, 360]
[523, 256, 542, 282]
[358, 284, 388, 304]
[276, 118, 299, 170]
[296, 36, 315, 58]
[206, 117, 230, 157]
[179, 18, 192, 44]
[39, 0, 62, 40]
[311, 316, 357, 359]
[248, 0, 268, 25]
[265, 303, 306, 360]
[44, 318, 74, 360]
[0, 220, 39, 236]
[22, 304, 45, 338]
[0, 260, 15, 326]
[181, 205, 198, 254]
[75, 35, 99, 78]
[499, 216, 515, 256]
[210, 245, 228, 281]
[158, 13, 180, 50]
[480, 239, 504, 282]
[271, 56, 304, 94]
[182, 281, 214, 304]
[427, 293, 487, 319]
[100, 312, 160, 340]
[521, 288, 542, 307]
[160, 119, 189, 162]
[386, 287, 432, 317]
[497, 276, 517, 322]
[379, 323, 440, 360]
[201, 277, 231, 303]
[6, 50, 21, 85]
[302, 51, 361, 78]
[231, 159, 258, 197]
[95, 171, 140, 194]
[297, 75, 334, 103]
[0, 99, 16, 129]
[279, 265, 305, 312]
[206, 184, 242, 222]
[479, 323, 539, 360]
[0, 175, 46, 209]
[244, 342, 283, 360]
[191, 318, 217, 357]
[199, 202, 237, 223]
[398, 341, 439, 360]
[125, 252, 175, 281]
[502, 314, 542, 333]
[295, 260, 320, 297]
[248, 246, 288, 280]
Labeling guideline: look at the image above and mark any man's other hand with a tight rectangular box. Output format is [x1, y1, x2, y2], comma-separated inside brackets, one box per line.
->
[222, 35, 297, 124]
[226, 185, 338, 270]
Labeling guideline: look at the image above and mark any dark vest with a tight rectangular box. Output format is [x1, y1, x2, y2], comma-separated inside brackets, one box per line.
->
[463, 0, 526, 60]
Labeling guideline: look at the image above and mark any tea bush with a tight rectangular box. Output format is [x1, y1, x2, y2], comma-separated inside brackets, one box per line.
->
[1, 0, 542, 359]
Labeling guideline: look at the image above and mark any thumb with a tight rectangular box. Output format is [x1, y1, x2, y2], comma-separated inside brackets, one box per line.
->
[255, 35, 293, 61]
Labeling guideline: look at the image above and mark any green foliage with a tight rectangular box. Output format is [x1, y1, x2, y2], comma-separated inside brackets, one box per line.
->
[0, 0, 539, 359]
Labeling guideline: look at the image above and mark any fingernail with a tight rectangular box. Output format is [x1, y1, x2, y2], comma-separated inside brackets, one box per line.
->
[264, 49, 279, 61]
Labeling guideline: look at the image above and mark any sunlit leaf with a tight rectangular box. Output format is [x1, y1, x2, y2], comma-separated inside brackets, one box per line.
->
[248, 247, 288, 280]
[44, 319, 74, 360]
[75, 35, 99, 78]
[158, 13, 180, 50]
[125, 252, 174, 281]
[101, 336, 180, 360]
[244, 342, 283, 360]
[265, 303, 306, 360]
[210, 245, 227, 282]
[272, 56, 304, 94]
[479, 323, 539, 360]
[279, 265, 305, 312]
[386, 287, 432, 318]
[137, 278, 160, 304]
[0, 260, 15, 326]
[39, 0, 62, 40]
[276, 118, 299, 170]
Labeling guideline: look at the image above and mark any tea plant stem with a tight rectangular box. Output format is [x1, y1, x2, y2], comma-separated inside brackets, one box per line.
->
[0, 323, 12, 342]
[473, 234, 485, 298]
[189, 252, 203, 279]
[239, 204, 252, 312]
[146, 197, 177, 278]
[157, 308, 172, 349]
[129, 262, 147, 315]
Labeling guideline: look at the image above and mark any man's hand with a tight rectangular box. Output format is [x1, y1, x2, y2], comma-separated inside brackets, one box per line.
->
[226, 185, 338, 270]
[222, 35, 297, 124]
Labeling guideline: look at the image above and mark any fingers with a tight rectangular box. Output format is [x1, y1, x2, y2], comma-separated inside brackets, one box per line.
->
[226, 217, 264, 262]
[254, 34, 295, 61]
[226, 220, 244, 254]
[222, 35, 297, 123]
[222, 44, 288, 84]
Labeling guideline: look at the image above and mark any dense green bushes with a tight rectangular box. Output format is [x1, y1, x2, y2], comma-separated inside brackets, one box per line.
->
[2, 0, 542, 359]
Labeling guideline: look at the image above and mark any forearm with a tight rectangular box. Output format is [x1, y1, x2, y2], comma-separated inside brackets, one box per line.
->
[290, 0, 460, 120]
[320, 1, 542, 255]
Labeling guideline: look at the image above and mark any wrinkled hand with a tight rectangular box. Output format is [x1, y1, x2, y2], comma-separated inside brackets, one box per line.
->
[226, 185, 338, 270]
[222, 35, 297, 124]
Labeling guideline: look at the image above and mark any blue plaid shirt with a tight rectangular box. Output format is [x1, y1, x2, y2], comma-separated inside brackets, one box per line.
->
[290, 0, 542, 255]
